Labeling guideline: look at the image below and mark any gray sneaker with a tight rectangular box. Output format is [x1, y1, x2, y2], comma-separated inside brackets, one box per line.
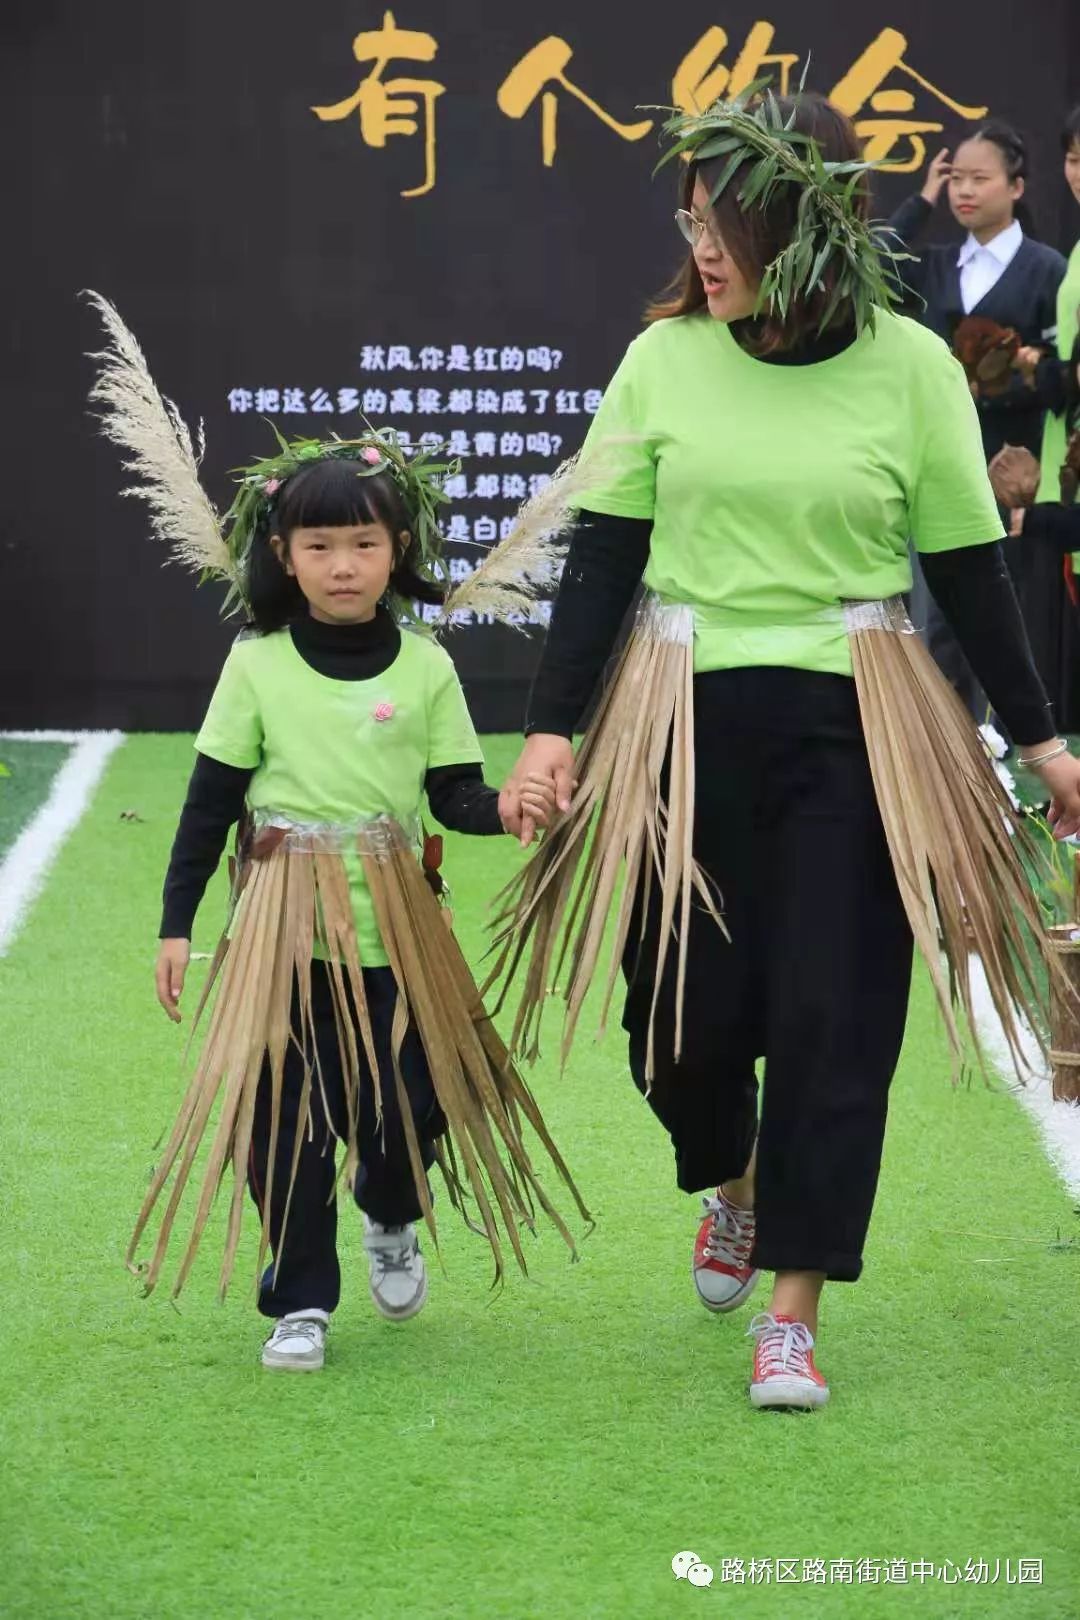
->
[362, 1216, 428, 1320]
[261, 1310, 329, 1371]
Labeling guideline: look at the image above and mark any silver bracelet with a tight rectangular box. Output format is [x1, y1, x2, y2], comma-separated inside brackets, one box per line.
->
[1018, 739, 1069, 769]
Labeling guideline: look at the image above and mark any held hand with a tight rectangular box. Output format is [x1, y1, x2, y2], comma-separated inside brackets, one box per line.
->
[503, 733, 577, 847]
[988, 444, 1041, 509]
[156, 937, 190, 1023]
[1033, 752, 1080, 840]
[498, 773, 560, 845]
[920, 147, 952, 205]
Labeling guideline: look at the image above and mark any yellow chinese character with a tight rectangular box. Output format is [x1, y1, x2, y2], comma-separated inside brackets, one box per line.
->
[311, 10, 444, 198]
[830, 27, 988, 171]
[498, 38, 653, 166]
[673, 22, 800, 113]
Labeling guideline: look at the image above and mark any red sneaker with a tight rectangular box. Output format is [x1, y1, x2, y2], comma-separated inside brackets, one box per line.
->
[748, 1313, 830, 1409]
[692, 1190, 760, 1313]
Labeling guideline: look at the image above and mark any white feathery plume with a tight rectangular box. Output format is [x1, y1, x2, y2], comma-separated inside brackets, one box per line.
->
[82, 290, 235, 586]
[436, 449, 612, 631]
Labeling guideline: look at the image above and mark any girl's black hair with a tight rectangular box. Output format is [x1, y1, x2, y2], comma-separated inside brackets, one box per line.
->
[1062, 104, 1080, 154]
[959, 118, 1038, 237]
[245, 456, 446, 633]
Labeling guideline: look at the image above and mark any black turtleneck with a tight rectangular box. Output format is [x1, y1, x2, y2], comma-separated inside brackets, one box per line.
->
[160, 610, 502, 940]
[525, 318, 1054, 748]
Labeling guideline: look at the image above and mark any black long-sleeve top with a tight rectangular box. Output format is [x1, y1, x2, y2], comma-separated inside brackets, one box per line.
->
[160, 611, 502, 939]
[885, 194, 1067, 460]
[526, 317, 1056, 750]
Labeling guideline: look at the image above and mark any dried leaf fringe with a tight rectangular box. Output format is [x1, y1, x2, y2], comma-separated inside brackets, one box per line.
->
[848, 602, 1077, 1090]
[485, 599, 726, 1084]
[129, 830, 588, 1300]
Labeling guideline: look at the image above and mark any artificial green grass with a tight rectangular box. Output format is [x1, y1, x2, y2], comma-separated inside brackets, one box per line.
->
[1, 734, 1078, 1619]
[0, 738, 71, 860]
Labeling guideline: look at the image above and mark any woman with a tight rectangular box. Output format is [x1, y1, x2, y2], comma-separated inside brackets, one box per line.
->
[889, 122, 1067, 716]
[495, 93, 1080, 1411]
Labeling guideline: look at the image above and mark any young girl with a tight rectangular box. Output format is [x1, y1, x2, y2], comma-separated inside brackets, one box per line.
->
[888, 121, 1067, 715]
[85, 298, 589, 1371]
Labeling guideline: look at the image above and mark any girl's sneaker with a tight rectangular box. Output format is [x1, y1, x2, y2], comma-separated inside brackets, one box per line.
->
[261, 1310, 329, 1372]
[362, 1216, 429, 1320]
[693, 1190, 760, 1312]
[748, 1313, 830, 1409]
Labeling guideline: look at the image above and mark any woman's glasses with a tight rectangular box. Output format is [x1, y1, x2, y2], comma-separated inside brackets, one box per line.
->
[675, 208, 724, 248]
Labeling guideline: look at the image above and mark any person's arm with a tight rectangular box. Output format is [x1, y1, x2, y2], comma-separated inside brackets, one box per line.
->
[160, 753, 253, 938]
[156, 752, 252, 1022]
[1018, 502, 1080, 551]
[918, 543, 1054, 745]
[525, 509, 653, 738]
[424, 763, 502, 835]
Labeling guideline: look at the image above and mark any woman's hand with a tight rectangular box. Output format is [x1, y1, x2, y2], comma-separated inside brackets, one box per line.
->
[156, 938, 190, 1023]
[502, 733, 577, 847]
[920, 147, 952, 205]
[1027, 750, 1080, 840]
[988, 444, 1041, 509]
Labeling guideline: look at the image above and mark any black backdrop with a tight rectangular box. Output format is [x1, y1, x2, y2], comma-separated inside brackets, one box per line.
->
[4, 0, 1079, 731]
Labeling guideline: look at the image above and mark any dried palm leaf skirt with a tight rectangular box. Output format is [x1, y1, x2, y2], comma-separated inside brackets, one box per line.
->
[487, 593, 1077, 1099]
[130, 816, 591, 1299]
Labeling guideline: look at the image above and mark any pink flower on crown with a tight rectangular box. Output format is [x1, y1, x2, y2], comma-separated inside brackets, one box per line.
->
[373, 702, 394, 722]
[361, 446, 383, 465]
[263, 478, 281, 495]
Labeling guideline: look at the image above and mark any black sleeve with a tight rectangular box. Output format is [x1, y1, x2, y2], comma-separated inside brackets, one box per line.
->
[424, 763, 503, 835]
[160, 753, 253, 938]
[1021, 503, 1080, 551]
[882, 194, 934, 300]
[525, 509, 653, 738]
[919, 543, 1056, 746]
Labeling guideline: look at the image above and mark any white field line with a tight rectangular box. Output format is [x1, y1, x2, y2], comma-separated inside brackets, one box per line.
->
[968, 957, 1080, 1201]
[0, 730, 125, 955]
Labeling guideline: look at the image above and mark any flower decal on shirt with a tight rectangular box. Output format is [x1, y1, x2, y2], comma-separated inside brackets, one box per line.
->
[373, 702, 395, 722]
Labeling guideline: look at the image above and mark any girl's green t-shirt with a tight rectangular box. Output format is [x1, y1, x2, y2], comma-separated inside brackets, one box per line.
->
[195, 626, 485, 965]
[577, 309, 1004, 677]
[1037, 237, 1080, 510]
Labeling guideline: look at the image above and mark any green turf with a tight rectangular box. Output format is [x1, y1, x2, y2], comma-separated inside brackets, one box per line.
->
[0, 738, 71, 859]
[1, 734, 1078, 1619]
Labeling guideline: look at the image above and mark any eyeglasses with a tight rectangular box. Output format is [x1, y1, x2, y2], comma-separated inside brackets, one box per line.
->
[675, 208, 723, 248]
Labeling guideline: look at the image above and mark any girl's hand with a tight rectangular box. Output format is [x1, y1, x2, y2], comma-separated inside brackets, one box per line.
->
[920, 147, 951, 205]
[503, 734, 577, 847]
[1031, 751, 1080, 840]
[156, 938, 190, 1023]
[498, 773, 559, 844]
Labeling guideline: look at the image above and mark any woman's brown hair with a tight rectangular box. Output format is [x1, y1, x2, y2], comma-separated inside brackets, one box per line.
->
[646, 93, 869, 354]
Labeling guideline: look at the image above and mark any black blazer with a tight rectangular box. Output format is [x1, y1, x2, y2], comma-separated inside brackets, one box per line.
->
[886, 195, 1066, 460]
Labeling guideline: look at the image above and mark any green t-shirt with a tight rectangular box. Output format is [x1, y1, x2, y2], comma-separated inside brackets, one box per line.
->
[195, 625, 484, 965]
[577, 309, 1004, 677]
[1037, 237, 1080, 515]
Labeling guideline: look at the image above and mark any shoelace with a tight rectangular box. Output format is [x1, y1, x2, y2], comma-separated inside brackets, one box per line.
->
[271, 1317, 323, 1349]
[366, 1228, 418, 1278]
[702, 1194, 755, 1267]
[748, 1312, 815, 1377]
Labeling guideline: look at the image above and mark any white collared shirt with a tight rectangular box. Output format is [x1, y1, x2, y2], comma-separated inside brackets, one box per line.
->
[957, 219, 1023, 314]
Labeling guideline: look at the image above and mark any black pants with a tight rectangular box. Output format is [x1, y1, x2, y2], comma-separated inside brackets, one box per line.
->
[622, 668, 913, 1283]
[248, 961, 445, 1317]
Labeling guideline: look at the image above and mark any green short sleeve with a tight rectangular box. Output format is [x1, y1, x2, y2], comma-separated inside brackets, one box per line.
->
[575, 338, 656, 519]
[423, 643, 484, 770]
[911, 346, 1005, 554]
[194, 641, 264, 768]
